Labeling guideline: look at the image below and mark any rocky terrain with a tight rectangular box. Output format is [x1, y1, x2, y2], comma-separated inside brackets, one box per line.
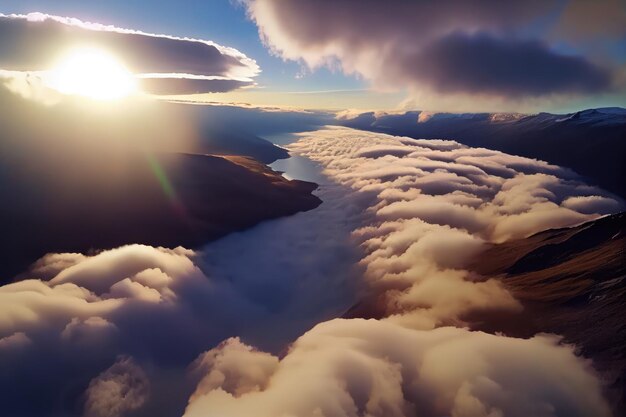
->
[470, 213, 626, 413]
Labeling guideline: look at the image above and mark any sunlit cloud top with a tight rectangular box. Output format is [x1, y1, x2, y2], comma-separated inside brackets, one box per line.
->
[0, 12, 260, 97]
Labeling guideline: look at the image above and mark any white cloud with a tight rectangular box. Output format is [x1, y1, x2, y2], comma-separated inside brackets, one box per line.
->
[0, 126, 621, 416]
[287, 127, 622, 327]
[0, 13, 260, 95]
[242, 0, 619, 111]
[184, 319, 611, 417]
[84, 356, 150, 417]
[562, 195, 623, 214]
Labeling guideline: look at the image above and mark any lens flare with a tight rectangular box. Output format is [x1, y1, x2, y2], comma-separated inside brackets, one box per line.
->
[146, 154, 186, 217]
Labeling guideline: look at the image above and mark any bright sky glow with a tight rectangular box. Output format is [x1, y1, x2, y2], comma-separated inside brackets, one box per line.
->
[45, 47, 137, 100]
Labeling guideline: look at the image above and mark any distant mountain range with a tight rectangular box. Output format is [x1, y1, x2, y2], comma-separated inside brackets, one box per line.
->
[341, 107, 626, 198]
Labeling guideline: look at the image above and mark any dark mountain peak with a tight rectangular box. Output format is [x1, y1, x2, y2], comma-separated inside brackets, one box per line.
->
[595, 107, 626, 115]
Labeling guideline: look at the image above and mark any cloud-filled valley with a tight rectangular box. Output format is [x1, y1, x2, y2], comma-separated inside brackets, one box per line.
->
[1, 126, 622, 416]
[0, 3, 624, 416]
[339, 108, 626, 198]
[288, 127, 622, 326]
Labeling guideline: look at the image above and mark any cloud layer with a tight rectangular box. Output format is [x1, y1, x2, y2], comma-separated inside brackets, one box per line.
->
[0, 245, 266, 416]
[0, 13, 259, 95]
[1, 126, 621, 416]
[185, 319, 611, 417]
[243, 0, 622, 109]
[184, 127, 620, 416]
[288, 127, 622, 327]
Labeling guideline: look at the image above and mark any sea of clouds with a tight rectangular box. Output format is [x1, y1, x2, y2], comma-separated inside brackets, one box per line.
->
[1, 126, 621, 417]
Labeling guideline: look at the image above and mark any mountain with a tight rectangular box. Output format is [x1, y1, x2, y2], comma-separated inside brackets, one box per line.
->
[0, 87, 322, 282]
[341, 108, 626, 198]
[469, 213, 626, 413]
[180, 102, 334, 163]
[0, 151, 321, 283]
[345, 213, 625, 412]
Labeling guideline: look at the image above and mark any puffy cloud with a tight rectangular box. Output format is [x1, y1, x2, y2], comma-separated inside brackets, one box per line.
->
[84, 356, 150, 417]
[61, 317, 119, 345]
[184, 319, 612, 417]
[243, 0, 622, 109]
[0, 126, 621, 416]
[189, 337, 278, 401]
[0, 331, 31, 350]
[0, 245, 262, 416]
[403, 32, 611, 97]
[0, 202, 362, 416]
[287, 127, 623, 325]
[0, 13, 259, 95]
[562, 195, 624, 214]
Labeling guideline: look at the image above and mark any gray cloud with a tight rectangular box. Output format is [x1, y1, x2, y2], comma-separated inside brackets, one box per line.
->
[137, 76, 251, 95]
[562, 195, 624, 214]
[244, 0, 621, 108]
[405, 32, 611, 97]
[0, 13, 259, 95]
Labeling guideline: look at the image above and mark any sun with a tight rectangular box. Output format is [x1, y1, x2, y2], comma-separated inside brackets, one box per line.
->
[45, 47, 137, 100]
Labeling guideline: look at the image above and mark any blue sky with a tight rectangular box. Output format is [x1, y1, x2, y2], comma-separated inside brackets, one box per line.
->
[0, 0, 364, 93]
[0, 0, 623, 112]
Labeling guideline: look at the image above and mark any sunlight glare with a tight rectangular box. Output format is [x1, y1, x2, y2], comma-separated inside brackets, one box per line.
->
[45, 48, 137, 100]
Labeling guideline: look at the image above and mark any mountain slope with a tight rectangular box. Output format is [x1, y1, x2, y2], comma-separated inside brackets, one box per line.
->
[0, 86, 323, 282]
[470, 213, 626, 413]
[341, 108, 626, 198]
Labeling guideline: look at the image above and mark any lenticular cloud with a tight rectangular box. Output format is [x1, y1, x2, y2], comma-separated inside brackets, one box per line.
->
[0, 13, 260, 95]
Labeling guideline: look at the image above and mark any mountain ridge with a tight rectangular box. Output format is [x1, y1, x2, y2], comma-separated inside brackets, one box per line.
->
[341, 107, 626, 198]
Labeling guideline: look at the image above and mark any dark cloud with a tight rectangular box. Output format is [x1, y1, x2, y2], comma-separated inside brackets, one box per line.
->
[244, 0, 621, 108]
[0, 13, 259, 94]
[407, 32, 611, 97]
[138, 77, 251, 95]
